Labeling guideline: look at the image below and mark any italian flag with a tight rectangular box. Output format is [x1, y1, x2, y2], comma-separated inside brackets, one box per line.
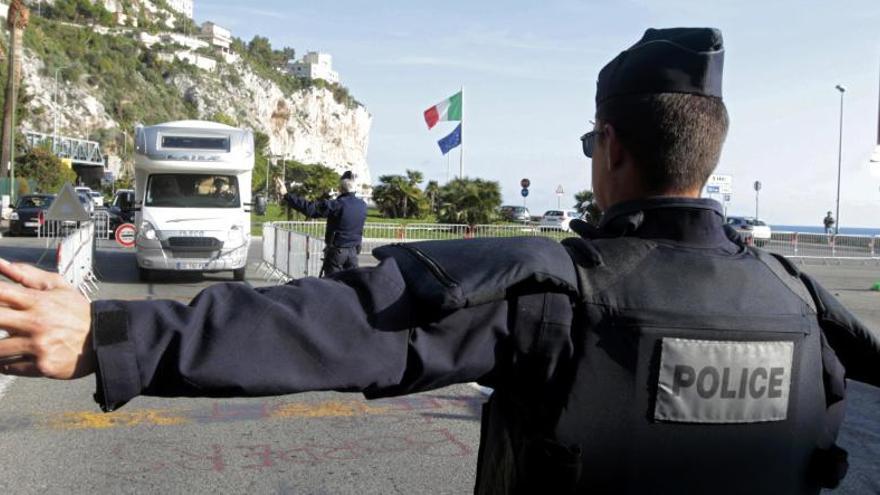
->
[423, 91, 462, 129]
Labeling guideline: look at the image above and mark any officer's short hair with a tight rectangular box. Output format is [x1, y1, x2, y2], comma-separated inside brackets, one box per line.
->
[339, 178, 355, 194]
[597, 93, 729, 193]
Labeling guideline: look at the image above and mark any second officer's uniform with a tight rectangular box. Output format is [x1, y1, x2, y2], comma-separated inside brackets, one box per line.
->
[88, 28, 880, 494]
[281, 170, 367, 275]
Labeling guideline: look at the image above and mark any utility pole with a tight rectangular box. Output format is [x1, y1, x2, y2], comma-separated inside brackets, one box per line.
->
[0, 0, 29, 196]
[834, 84, 845, 235]
[53, 66, 67, 154]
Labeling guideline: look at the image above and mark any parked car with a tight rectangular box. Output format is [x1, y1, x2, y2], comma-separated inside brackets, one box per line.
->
[539, 209, 579, 232]
[8, 194, 55, 236]
[77, 192, 95, 217]
[74, 186, 103, 208]
[89, 190, 105, 208]
[107, 189, 136, 235]
[726, 216, 771, 245]
[499, 205, 531, 222]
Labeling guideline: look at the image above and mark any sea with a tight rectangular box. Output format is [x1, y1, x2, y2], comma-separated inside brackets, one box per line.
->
[772, 225, 880, 237]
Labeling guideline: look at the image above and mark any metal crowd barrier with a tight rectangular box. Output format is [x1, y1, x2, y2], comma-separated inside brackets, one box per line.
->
[763, 231, 878, 259]
[92, 210, 111, 240]
[258, 222, 325, 283]
[260, 223, 880, 282]
[56, 222, 99, 299]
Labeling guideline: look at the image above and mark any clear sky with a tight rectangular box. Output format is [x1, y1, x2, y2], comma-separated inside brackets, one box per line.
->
[196, 0, 880, 227]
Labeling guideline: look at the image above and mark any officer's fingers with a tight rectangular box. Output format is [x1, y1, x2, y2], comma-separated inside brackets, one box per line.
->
[0, 259, 66, 291]
[0, 282, 35, 310]
[0, 337, 33, 360]
[0, 357, 42, 377]
[0, 307, 37, 335]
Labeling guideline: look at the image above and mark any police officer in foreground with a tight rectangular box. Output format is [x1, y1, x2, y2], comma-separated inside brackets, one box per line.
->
[0, 28, 878, 494]
[276, 170, 367, 276]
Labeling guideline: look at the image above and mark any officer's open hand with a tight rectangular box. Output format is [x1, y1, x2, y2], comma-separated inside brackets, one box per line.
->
[274, 177, 288, 196]
[0, 258, 94, 379]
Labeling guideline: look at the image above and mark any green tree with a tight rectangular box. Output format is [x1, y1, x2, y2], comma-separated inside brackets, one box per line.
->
[425, 180, 440, 214]
[573, 189, 602, 225]
[15, 148, 76, 193]
[284, 161, 340, 201]
[372, 173, 428, 219]
[251, 131, 271, 194]
[436, 178, 502, 225]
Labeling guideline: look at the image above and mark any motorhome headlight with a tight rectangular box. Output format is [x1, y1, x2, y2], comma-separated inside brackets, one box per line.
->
[228, 225, 244, 244]
[139, 221, 158, 240]
[9, 212, 18, 221]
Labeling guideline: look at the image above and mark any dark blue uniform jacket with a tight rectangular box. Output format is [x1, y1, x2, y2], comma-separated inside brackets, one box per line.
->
[88, 198, 880, 493]
[283, 192, 367, 248]
[90, 197, 880, 409]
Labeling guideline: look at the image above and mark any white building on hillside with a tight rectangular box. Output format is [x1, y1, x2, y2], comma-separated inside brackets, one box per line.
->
[200, 22, 232, 54]
[287, 52, 339, 84]
[165, 0, 194, 19]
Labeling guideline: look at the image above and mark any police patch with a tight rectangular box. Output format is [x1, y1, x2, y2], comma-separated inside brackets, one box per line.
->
[654, 339, 793, 423]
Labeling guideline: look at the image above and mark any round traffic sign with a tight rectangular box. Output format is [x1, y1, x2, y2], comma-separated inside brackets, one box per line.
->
[115, 223, 137, 248]
[521, 188, 529, 197]
[520, 178, 531, 189]
[754, 180, 762, 192]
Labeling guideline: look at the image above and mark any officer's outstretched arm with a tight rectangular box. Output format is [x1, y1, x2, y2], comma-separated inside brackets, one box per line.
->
[799, 272, 880, 387]
[87, 256, 521, 412]
[284, 193, 336, 219]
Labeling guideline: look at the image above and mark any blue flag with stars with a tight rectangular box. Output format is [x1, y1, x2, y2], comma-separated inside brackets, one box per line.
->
[437, 123, 462, 155]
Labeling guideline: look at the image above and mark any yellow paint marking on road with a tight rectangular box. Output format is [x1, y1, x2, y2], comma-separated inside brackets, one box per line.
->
[45, 409, 190, 430]
[270, 400, 390, 419]
[38, 400, 394, 431]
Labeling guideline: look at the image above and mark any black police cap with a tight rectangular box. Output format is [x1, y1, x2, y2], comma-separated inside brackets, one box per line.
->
[596, 27, 724, 105]
[341, 170, 354, 181]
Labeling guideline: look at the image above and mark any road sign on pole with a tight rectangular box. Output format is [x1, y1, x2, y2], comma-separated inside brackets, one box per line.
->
[521, 188, 529, 198]
[115, 223, 136, 248]
[520, 178, 531, 189]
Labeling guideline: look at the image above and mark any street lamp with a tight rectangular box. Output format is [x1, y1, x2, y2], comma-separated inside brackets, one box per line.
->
[834, 84, 845, 235]
[53, 66, 68, 154]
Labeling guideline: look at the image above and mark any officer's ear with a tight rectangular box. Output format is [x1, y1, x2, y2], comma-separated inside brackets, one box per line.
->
[601, 123, 625, 172]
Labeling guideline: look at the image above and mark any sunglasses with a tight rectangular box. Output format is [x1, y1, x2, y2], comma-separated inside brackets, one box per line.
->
[580, 130, 599, 158]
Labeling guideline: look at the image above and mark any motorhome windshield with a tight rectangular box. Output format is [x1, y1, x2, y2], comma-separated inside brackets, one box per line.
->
[146, 174, 240, 208]
[161, 136, 229, 151]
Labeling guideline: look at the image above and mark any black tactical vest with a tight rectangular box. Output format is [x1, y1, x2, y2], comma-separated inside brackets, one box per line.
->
[474, 235, 845, 495]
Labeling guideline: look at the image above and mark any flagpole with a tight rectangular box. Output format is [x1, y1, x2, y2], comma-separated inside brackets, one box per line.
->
[459, 86, 464, 179]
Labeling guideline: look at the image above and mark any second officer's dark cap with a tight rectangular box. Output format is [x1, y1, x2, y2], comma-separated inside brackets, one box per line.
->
[596, 27, 724, 105]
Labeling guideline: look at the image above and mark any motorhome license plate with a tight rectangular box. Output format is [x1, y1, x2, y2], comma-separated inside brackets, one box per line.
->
[177, 262, 207, 270]
[24, 221, 38, 227]
[177, 231, 206, 237]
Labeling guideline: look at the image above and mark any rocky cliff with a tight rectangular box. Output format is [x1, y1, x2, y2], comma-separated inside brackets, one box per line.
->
[15, 15, 373, 190]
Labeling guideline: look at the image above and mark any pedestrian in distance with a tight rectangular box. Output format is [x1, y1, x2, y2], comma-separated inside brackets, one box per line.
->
[275, 170, 367, 276]
[0, 27, 878, 494]
[824, 210, 835, 235]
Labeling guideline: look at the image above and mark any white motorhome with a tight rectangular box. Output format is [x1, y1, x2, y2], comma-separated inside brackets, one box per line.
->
[133, 120, 254, 281]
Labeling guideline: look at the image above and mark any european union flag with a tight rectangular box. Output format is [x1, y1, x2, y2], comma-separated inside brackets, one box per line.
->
[437, 124, 462, 155]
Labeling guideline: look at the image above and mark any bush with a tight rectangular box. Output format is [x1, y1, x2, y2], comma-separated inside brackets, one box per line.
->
[15, 148, 76, 193]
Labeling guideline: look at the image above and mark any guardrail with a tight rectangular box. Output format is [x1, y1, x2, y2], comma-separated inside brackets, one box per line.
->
[261, 222, 880, 282]
[759, 231, 878, 259]
[56, 221, 99, 299]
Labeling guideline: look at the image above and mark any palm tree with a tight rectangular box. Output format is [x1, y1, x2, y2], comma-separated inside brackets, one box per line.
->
[425, 180, 440, 214]
[436, 178, 502, 225]
[0, 0, 29, 180]
[372, 174, 428, 218]
[574, 189, 602, 225]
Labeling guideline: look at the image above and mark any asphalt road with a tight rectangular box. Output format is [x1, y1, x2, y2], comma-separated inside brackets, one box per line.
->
[0, 236, 877, 494]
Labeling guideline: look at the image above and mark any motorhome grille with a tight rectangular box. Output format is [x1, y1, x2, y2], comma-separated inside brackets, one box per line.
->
[167, 237, 222, 248]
